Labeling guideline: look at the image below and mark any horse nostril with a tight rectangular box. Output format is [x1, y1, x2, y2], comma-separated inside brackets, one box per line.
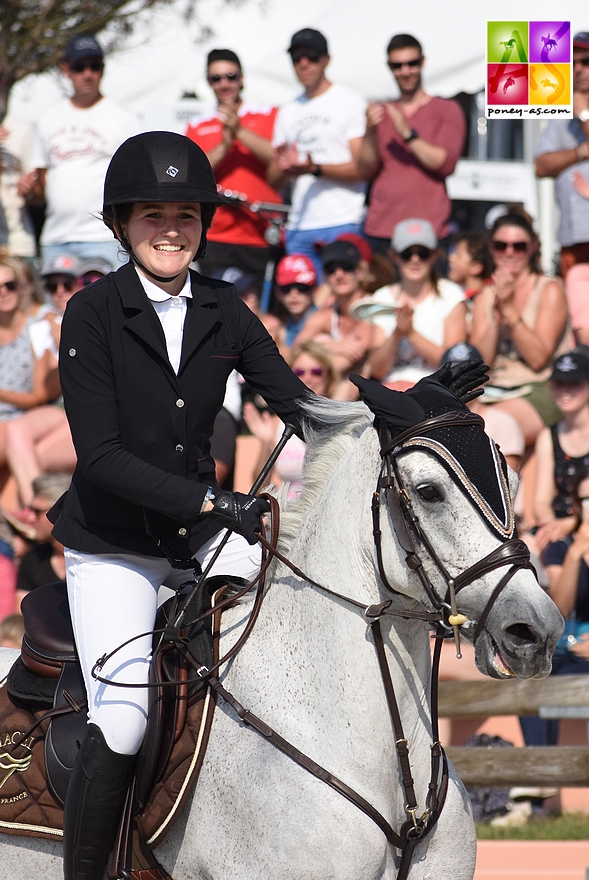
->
[504, 622, 539, 650]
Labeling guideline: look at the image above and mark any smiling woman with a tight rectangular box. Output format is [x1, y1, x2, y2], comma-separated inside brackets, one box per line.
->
[47, 131, 316, 880]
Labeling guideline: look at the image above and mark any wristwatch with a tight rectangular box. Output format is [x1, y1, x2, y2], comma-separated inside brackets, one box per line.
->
[404, 129, 419, 143]
[201, 485, 217, 513]
[311, 164, 323, 177]
[579, 109, 589, 124]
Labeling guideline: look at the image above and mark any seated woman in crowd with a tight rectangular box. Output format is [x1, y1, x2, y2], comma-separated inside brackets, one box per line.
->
[470, 210, 569, 449]
[4, 254, 83, 508]
[0, 257, 56, 495]
[521, 464, 589, 746]
[360, 218, 466, 390]
[294, 240, 383, 398]
[243, 341, 337, 501]
[534, 350, 589, 551]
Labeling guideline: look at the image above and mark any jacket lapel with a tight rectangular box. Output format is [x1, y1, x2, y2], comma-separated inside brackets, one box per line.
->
[179, 271, 223, 374]
[115, 262, 174, 371]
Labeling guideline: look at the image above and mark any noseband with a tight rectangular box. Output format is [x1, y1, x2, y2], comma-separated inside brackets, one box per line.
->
[373, 410, 533, 656]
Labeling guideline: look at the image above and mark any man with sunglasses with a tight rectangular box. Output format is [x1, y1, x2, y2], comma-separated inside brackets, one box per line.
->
[535, 32, 589, 277]
[358, 33, 465, 257]
[24, 34, 138, 268]
[268, 29, 367, 277]
[186, 49, 281, 283]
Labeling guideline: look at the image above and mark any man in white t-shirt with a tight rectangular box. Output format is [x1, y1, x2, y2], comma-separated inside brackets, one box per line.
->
[267, 28, 367, 276]
[20, 34, 138, 266]
[0, 117, 36, 258]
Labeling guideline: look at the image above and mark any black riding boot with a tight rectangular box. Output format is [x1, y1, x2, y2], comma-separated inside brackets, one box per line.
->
[63, 723, 135, 880]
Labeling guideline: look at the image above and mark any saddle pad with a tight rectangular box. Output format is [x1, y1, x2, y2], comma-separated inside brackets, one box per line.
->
[136, 681, 215, 848]
[0, 678, 63, 840]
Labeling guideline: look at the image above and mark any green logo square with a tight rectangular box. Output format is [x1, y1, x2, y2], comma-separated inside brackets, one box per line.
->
[487, 22, 529, 63]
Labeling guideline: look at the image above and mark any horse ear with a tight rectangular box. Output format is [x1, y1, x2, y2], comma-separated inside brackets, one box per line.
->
[349, 374, 425, 432]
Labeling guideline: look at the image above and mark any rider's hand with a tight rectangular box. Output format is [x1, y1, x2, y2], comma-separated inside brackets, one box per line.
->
[204, 490, 270, 545]
[430, 359, 489, 404]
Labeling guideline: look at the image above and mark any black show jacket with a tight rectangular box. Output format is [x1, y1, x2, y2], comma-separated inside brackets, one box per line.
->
[49, 262, 311, 558]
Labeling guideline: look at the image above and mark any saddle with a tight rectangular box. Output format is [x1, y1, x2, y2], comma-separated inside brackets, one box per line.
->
[0, 579, 225, 879]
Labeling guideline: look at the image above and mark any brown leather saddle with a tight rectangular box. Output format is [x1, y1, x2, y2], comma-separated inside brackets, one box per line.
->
[9, 579, 222, 879]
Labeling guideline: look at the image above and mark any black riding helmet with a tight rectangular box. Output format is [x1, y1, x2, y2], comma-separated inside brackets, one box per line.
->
[103, 131, 228, 282]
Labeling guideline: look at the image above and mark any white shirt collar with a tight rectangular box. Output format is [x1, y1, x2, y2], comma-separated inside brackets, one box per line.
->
[135, 266, 193, 303]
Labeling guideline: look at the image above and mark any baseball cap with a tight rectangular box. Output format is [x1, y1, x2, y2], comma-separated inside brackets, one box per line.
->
[288, 29, 328, 57]
[391, 218, 438, 253]
[207, 49, 241, 69]
[337, 233, 373, 264]
[441, 342, 483, 365]
[321, 240, 361, 270]
[550, 351, 589, 382]
[41, 253, 83, 278]
[214, 267, 258, 298]
[573, 32, 589, 50]
[62, 34, 104, 63]
[276, 254, 317, 287]
[79, 257, 115, 277]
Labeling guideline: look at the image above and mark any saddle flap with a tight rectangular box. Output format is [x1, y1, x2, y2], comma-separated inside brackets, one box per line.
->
[21, 582, 77, 657]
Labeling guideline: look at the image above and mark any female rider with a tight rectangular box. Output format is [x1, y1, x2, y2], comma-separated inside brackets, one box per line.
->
[48, 131, 312, 880]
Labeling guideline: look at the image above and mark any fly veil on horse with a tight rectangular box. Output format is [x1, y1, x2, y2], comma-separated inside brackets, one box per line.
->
[0, 364, 563, 880]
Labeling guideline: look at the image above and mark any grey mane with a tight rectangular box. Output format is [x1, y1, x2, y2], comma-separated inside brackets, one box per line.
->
[277, 397, 372, 553]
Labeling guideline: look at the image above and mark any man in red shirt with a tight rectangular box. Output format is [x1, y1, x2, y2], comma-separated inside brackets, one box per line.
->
[358, 33, 466, 256]
[186, 49, 282, 284]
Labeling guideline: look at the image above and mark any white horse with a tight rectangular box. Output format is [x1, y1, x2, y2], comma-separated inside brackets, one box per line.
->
[0, 394, 563, 880]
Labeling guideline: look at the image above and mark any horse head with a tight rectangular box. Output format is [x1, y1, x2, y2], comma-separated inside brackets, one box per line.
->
[351, 372, 564, 681]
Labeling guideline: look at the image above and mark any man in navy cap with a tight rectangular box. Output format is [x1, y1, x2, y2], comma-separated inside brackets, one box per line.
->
[20, 33, 138, 267]
[536, 31, 589, 276]
[267, 28, 367, 278]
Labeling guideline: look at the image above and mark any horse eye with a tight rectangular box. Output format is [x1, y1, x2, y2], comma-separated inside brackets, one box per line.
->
[417, 485, 442, 502]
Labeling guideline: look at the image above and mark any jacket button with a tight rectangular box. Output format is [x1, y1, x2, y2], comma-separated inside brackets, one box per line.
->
[178, 527, 187, 537]
[176, 398, 185, 408]
[175, 444, 184, 452]
[69, 348, 76, 357]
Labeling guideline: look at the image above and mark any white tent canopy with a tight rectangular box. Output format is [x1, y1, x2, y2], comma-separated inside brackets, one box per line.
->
[9, 0, 589, 124]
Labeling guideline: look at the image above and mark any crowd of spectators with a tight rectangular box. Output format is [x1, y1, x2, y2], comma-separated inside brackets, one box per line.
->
[2, 23, 589, 712]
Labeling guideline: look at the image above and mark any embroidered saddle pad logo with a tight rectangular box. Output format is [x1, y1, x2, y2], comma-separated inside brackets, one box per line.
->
[0, 739, 33, 791]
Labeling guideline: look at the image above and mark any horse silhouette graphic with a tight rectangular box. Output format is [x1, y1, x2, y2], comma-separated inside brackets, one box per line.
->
[541, 78, 558, 92]
[500, 39, 517, 50]
[0, 751, 32, 789]
[503, 77, 516, 94]
[541, 34, 558, 52]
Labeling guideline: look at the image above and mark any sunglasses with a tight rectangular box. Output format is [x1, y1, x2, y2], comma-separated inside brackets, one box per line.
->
[491, 240, 529, 253]
[324, 262, 356, 275]
[46, 278, 77, 294]
[398, 245, 432, 262]
[573, 57, 589, 67]
[278, 283, 314, 295]
[207, 71, 241, 83]
[291, 49, 322, 64]
[293, 367, 324, 377]
[0, 280, 18, 292]
[388, 57, 422, 71]
[69, 60, 103, 73]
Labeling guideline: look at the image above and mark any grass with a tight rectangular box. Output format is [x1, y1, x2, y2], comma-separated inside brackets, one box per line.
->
[477, 812, 589, 840]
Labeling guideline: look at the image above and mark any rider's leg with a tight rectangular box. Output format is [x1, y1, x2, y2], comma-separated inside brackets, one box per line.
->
[63, 550, 173, 880]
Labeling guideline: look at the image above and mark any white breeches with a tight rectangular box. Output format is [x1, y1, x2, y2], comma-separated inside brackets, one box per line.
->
[65, 531, 261, 755]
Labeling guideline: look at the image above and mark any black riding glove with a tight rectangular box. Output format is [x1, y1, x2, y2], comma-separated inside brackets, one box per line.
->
[205, 490, 270, 545]
[433, 359, 489, 404]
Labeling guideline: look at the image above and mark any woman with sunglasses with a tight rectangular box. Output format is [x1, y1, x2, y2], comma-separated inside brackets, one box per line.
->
[5, 257, 85, 508]
[364, 218, 466, 390]
[0, 258, 56, 494]
[45, 131, 314, 880]
[470, 210, 569, 449]
[243, 341, 337, 501]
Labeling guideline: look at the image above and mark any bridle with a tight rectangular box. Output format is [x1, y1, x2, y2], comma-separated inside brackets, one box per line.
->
[373, 409, 533, 656]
